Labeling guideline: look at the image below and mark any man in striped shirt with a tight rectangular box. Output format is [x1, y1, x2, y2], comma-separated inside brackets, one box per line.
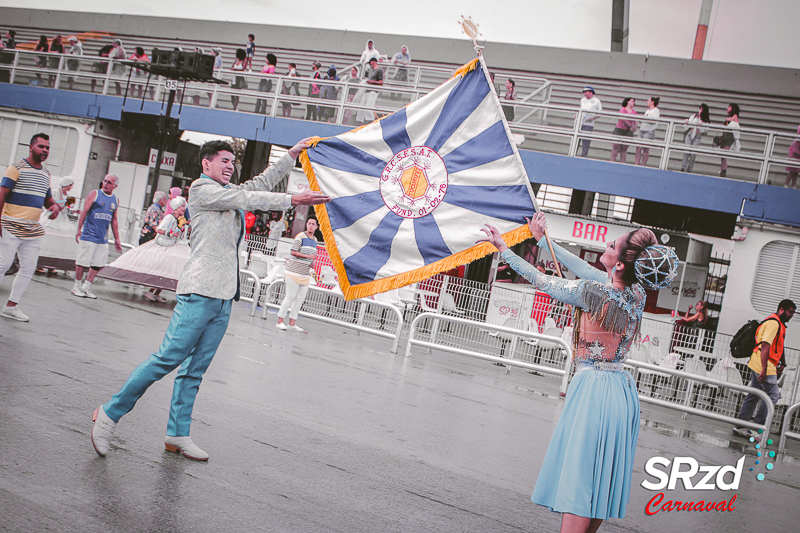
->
[0, 133, 63, 322]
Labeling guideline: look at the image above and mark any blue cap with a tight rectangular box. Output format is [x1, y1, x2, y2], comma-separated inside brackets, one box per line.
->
[583, 86, 595, 93]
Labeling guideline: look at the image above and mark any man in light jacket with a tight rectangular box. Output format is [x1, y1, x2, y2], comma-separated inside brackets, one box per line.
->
[90, 138, 329, 461]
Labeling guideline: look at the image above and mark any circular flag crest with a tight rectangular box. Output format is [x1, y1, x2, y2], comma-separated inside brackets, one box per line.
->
[380, 146, 448, 219]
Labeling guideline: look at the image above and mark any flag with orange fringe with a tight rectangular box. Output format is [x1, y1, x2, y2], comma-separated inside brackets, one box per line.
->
[300, 57, 537, 300]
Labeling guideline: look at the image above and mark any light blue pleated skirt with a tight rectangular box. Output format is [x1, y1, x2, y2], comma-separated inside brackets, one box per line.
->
[531, 364, 640, 520]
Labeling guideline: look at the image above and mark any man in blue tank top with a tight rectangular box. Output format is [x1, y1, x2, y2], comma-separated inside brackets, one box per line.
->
[73, 174, 122, 299]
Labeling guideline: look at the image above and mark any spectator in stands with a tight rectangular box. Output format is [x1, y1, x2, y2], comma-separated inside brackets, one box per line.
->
[245, 33, 255, 71]
[276, 217, 319, 332]
[230, 48, 247, 111]
[610, 97, 637, 163]
[65, 36, 83, 91]
[678, 300, 708, 327]
[342, 65, 360, 125]
[0, 30, 16, 84]
[306, 61, 322, 121]
[359, 40, 382, 78]
[635, 96, 660, 166]
[319, 65, 340, 123]
[91, 44, 113, 93]
[786, 124, 800, 188]
[109, 39, 127, 96]
[681, 103, 710, 173]
[128, 46, 149, 99]
[356, 57, 383, 125]
[718, 103, 740, 177]
[255, 53, 277, 114]
[281, 62, 299, 117]
[502, 79, 516, 123]
[577, 86, 601, 157]
[1, 29, 16, 49]
[48, 35, 64, 88]
[34, 36, 49, 86]
[391, 45, 411, 82]
[213, 48, 222, 70]
[140, 191, 168, 246]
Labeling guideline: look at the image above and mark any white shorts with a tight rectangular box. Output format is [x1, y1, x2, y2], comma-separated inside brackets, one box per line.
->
[76, 240, 109, 268]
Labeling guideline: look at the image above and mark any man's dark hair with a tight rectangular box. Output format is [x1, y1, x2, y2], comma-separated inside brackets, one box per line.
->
[8, 30, 16, 38]
[778, 299, 796, 312]
[199, 140, 235, 165]
[248, 34, 255, 40]
[30, 133, 50, 145]
[135, 46, 144, 56]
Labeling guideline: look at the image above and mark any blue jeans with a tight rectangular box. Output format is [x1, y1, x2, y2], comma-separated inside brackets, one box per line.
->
[681, 132, 703, 172]
[104, 294, 233, 436]
[578, 123, 594, 157]
[736, 370, 780, 427]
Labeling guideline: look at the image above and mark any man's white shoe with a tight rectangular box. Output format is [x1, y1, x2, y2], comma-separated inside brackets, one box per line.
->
[91, 406, 117, 456]
[287, 324, 304, 332]
[164, 436, 209, 461]
[276, 322, 288, 330]
[71, 287, 86, 297]
[82, 290, 98, 299]
[1, 305, 29, 322]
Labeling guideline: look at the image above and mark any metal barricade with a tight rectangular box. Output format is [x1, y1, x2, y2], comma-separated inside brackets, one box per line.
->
[405, 312, 574, 393]
[625, 359, 776, 442]
[778, 402, 800, 458]
[260, 279, 404, 353]
[237, 269, 261, 317]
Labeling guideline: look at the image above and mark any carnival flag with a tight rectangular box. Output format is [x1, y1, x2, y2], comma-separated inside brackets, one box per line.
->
[300, 58, 538, 300]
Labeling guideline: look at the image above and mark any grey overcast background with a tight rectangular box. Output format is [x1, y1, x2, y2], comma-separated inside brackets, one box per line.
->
[4, 0, 799, 69]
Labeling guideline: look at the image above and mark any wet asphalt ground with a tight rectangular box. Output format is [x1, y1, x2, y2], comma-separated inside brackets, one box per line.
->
[1, 273, 799, 533]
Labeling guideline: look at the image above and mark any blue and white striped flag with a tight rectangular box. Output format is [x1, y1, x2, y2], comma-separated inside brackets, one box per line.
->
[301, 58, 538, 300]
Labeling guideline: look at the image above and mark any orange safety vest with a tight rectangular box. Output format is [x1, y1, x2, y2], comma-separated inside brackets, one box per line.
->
[757, 313, 786, 365]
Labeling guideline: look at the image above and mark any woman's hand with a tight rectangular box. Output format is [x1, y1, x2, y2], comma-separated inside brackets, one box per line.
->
[476, 224, 508, 252]
[527, 212, 546, 241]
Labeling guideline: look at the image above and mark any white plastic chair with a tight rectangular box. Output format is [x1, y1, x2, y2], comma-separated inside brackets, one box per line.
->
[683, 357, 717, 407]
[637, 352, 681, 397]
[441, 293, 465, 316]
[544, 317, 557, 331]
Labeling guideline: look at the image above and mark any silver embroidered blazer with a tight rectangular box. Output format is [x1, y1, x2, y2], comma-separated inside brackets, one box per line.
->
[176, 154, 294, 300]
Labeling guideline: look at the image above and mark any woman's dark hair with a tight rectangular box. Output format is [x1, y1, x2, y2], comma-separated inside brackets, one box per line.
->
[728, 103, 740, 117]
[507, 78, 515, 88]
[198, 140, 235, 164]
[37, 35, 48, 47]
[618, 228, 658, 284]
[135, 47, 144, 56]
[651, 96, 660, 107]
[266, 53, 277, 66]
[699, 103, 711, 123]
[288, 62, 296, 68]
[235, 48, 246, 61]
[621, 97, 634, 107]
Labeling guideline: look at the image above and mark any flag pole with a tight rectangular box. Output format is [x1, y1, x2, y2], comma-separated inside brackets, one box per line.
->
[460, 16, 564, 278]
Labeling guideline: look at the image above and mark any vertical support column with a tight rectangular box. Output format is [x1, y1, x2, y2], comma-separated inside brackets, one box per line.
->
[692, 0, 715, 60]
[611, 0, 630, 53]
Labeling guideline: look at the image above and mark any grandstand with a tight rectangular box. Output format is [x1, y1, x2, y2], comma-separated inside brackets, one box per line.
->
[1, 7, 799, 228]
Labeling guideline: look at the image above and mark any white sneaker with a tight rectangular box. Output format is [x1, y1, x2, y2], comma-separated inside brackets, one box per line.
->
[71, 287, 86, 297]
[276, 322, 288, 330]
[287, 324, 304, 332]
[91, 406, 117, 456]
[1, 305, 29, 322]
[164, 435, 209, 461]
[82, 289, 97, 299]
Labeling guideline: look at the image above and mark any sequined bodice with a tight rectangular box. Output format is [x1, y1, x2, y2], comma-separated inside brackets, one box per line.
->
[501, 241, 645, 363]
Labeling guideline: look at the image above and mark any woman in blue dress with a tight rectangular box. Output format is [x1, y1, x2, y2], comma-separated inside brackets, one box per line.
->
[478, 212, 678, 533]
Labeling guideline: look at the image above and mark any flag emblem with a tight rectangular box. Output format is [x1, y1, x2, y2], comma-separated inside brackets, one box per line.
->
[381, 146, 448, 219]
[301, 58, 537, 300]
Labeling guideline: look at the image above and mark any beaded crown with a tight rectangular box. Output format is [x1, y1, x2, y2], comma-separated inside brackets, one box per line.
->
[634, 245, 679, 290]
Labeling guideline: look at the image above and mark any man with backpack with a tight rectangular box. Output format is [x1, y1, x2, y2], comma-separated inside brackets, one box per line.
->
[732, 299, 796, 441]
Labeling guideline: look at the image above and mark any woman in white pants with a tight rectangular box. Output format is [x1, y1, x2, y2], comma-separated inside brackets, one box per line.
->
[276, 217, 318, 332]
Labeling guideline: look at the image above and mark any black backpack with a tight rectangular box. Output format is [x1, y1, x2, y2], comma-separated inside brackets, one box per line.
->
[729, 317, 779, 358]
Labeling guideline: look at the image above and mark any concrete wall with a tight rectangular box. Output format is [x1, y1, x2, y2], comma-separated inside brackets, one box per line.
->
[2, 7, 799, 99]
